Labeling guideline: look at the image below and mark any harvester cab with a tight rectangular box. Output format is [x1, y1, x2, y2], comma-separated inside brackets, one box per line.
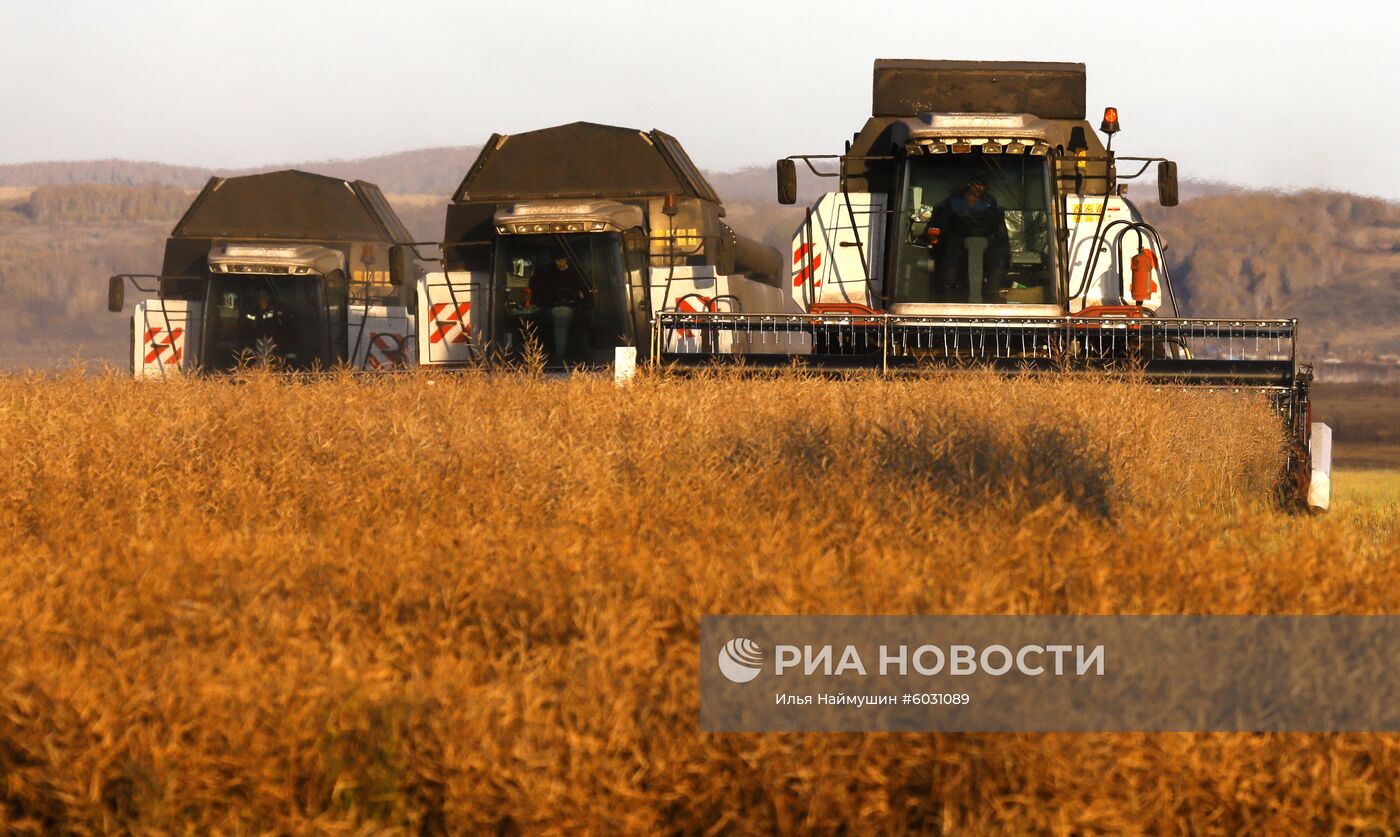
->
[109, 170, 423, 376]
[424, 122, 789, 369]
[657, 60, 1331, 510]
[765, 61, 1177, 322]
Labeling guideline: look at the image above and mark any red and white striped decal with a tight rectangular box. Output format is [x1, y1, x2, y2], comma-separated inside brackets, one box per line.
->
[143, 327, 184, 366]
[428, 302, 471, 345]
[792, 243, 822, 287]
[675, 295, 712, 339]
[366, 332, 408, 370]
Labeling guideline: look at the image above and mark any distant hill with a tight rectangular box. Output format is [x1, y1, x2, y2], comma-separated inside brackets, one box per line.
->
[0, 151, 1394, 371]
[0, 160, 215, 190]
[0, 147, 481, 198]
[272, 147, 480, 197]
[1155, 190, 1400, 357]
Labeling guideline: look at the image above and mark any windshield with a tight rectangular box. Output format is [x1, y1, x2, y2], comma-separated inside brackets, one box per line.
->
[492, 232, 631, 364]
[202, 274, 332, 371]
[893, 154, 1057, 305]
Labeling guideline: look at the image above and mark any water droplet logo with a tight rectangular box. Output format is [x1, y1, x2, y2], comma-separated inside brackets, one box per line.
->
[718, 637, 764, 684]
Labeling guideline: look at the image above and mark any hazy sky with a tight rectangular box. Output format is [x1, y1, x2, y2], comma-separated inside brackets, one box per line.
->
[3, 0, 1398, 198]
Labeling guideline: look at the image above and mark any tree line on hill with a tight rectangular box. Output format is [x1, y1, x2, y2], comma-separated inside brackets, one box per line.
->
[0, 148, 481, 197]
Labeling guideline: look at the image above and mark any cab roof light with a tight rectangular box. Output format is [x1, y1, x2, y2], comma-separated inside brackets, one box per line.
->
[1101, 106, 1120, 135]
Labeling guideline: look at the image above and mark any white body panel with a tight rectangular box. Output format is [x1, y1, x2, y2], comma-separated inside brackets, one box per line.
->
[349, 305, 415, 371]
[132, 299, 201, 378]
[790, 193, 887, 310]
[649, 265, 807, 354]
[417, 270, 482, 365]
[1065, 195, 1165, 312]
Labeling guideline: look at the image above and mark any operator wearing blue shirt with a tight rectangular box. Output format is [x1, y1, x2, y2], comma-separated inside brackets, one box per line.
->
[924, 174, 1011, 303]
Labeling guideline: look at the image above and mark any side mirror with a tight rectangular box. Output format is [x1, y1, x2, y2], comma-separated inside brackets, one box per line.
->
[776, 159, 798, 205]
[388, 245, 409, 286]
[1157, 160, 1180, 207]
[107, 275, 124, 312]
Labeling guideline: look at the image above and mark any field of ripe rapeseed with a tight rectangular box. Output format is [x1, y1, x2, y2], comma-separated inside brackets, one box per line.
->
[0, 368, 1395, 832]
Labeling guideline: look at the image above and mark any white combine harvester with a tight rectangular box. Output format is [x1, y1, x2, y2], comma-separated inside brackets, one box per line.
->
[652, 60, 1332, 510]
[109, 170, 425, 375]
[420, 122, 792, 370]
[108, 127, 790, 378]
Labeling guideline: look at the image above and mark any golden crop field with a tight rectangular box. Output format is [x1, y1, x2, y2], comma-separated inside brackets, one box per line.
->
[1, 369, 1397, 833]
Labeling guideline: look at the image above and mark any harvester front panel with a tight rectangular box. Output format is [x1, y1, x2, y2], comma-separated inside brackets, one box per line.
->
[132, 298, 200, 378]
[650, 265, 804, 357]
[790, 193, 887, 311]
[1064, 195, 1167, 313]
[349, 305, 416, 371]
[417, 270, 481, 366]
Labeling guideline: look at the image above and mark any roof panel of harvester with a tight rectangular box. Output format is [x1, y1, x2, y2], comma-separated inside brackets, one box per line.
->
[872, 59, 1087, 120]
[453, 121, 721, 204]
[172, 169, 412, 243]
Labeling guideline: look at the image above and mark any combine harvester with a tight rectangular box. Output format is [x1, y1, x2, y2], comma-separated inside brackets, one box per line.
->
[423, 122, 788, 369]
[109, 135, 784, 375]
[109, 170, 424, 374]
[653, 60, 1332, 510]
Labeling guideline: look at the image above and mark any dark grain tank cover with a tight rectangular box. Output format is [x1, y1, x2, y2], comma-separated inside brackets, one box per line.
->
[171, 170, 413, 243]
[873, 60, 1086, 120]
[453, 122, 722, 204]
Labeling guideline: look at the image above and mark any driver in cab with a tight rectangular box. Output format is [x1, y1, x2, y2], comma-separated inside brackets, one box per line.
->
[529, 255, 589, 309]
[528, 255, 591, 357]
[243, 289, 287, 341]
[924, 173, 1011, 303]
